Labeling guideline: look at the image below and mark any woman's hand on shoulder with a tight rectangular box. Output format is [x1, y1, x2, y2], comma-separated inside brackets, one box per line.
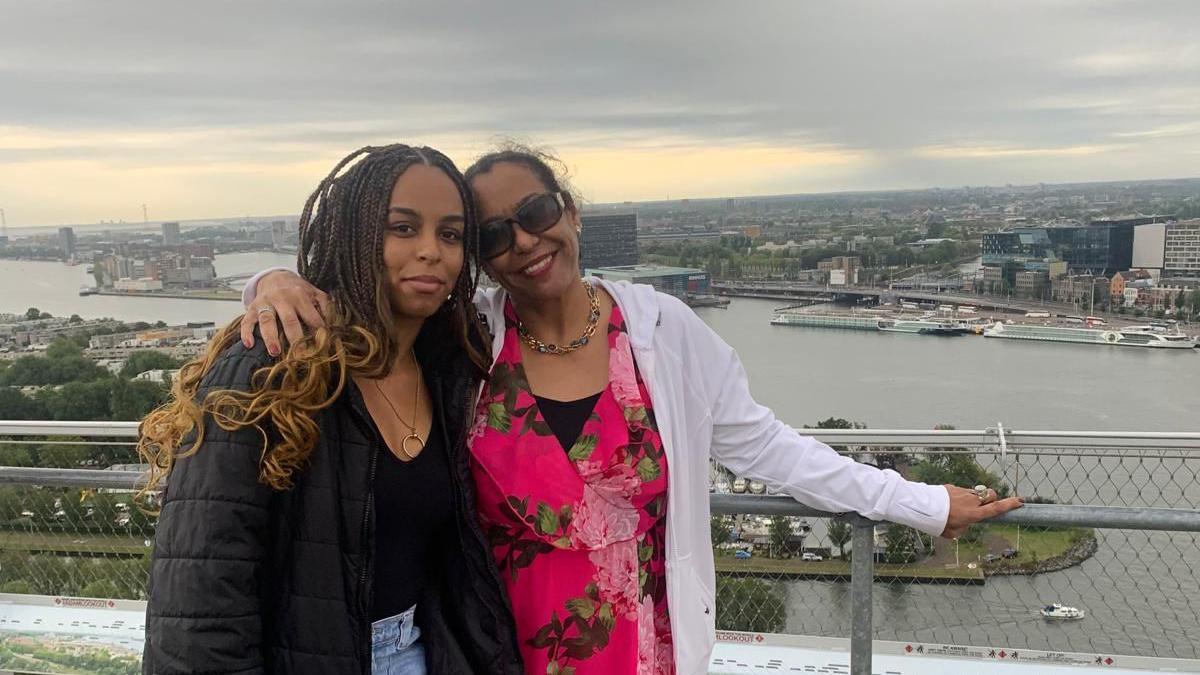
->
[239, 270, 329, 356]
[940, 485, 1023, 539]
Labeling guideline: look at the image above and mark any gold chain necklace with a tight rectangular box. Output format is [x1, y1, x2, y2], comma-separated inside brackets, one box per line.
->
[373, 351, 424, 460]
[517, 281, 600, 355]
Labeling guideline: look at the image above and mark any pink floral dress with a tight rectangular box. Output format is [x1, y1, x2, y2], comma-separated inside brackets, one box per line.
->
[469, 301, 674, 675]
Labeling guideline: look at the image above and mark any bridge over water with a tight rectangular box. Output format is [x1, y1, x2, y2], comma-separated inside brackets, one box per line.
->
[711, 280, 1087, 315]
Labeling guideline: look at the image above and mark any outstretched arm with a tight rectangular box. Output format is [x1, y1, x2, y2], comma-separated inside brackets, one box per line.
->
[690, 312, 1020, 537]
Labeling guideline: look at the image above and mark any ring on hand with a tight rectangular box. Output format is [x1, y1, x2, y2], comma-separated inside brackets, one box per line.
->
[973, 484, 991, 504]
[256, 306, 276, 318]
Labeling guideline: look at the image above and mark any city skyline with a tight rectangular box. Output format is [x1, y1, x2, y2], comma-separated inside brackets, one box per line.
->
[3, 1, 1199, 227]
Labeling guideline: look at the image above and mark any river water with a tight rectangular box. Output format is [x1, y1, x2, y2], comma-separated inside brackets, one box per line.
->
[3, 254, 1199, 658]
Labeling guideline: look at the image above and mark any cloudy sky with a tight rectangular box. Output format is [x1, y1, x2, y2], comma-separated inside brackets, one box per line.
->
[3, 0, 1198, 227]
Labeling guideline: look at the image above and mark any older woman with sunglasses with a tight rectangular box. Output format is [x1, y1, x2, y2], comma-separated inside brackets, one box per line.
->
[240, 146, 1021, 675]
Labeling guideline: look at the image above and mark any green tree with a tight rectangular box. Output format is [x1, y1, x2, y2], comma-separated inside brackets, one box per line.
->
[0, 388, 49, 420]
[910, 427, 1009, 498]
[828, 519, 852, 559]
[45, 338, 83, 360]
[119, 350, 183, 379]
[37, 438, 91, 468]
[38, 380, 112, 420]
[0, 353, 108, 387]
[710, 515, 734, 549]
[80, 580, 122, 599]
[69, 314, 84, 324]
[768, 516, 793, 558]
[48, 355, 109, 384]
[24, 307, 41, 321]
[882, 523, 918, 564]
[91, 493, 123, 527]
[0, 444, 36, 467]
[110, 378, 170, 420]
[959, 523, 984, 544]
[0, 485, 26, 519]
[715, 577, 786, 633]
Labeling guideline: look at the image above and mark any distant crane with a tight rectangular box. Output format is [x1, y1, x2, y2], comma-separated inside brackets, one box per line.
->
[143, 204, 148, 224]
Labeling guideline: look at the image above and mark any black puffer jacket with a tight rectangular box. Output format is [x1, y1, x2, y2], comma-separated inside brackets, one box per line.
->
[143, 338, 523, 674]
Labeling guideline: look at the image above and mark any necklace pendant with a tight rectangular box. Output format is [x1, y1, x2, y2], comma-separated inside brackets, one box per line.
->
[401, 433, 425, 459]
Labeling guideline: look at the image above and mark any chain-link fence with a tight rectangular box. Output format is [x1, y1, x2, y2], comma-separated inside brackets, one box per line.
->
[0, 427, 150, 603]
[710, 429, 1200, 666]
[1, 422, 1199, 671]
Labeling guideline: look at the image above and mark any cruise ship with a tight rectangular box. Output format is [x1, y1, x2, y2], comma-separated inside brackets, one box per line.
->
[770, 313, 968, 336]
[770, 313, 878, 330]
[983, 322, 1197, 349]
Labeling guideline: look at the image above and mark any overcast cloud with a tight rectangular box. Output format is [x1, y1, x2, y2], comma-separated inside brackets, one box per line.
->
[2, 0, 1198, 226]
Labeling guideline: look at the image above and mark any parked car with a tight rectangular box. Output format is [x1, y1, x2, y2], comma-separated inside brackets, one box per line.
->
[982, 553, 1000, 563]
[1001, 548, 1019, 559]
[734, 549, 753, 560]
[801, 552, 824, 562]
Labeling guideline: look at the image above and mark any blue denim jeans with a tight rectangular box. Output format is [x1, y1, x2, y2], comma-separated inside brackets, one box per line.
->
[371, 605, 425, 675]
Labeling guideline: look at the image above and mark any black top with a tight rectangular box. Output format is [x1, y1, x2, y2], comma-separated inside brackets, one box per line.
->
[371, 416, 455, 621]
[144, 336, 524, 675]
[535, 392, 603, 452]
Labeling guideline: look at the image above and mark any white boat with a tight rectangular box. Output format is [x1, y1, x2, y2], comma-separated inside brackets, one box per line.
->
[1040, 603, 1085, 620]
[770, 313, 879, 330]
[876, 318, 967, 336]
[984, 322, 1197, 349]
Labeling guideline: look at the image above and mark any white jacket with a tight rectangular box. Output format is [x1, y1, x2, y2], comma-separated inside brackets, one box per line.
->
[245, 272, 950, 674]
[476, 280, 949, 675]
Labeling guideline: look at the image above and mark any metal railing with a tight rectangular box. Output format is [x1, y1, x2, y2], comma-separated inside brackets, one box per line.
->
[1, 421, 1200, 674]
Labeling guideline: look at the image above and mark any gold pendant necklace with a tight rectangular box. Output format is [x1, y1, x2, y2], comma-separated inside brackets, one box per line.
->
[374, 351, 424, 460]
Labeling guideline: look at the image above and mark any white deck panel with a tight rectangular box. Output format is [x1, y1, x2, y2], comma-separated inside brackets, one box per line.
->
[711, 632, 1200, 674]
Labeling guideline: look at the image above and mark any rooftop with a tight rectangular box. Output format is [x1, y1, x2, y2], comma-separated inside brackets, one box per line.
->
[587, 263, 706, 277]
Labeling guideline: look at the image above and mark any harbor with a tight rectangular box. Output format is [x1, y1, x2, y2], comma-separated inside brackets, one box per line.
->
[769, 303, 1199, 349]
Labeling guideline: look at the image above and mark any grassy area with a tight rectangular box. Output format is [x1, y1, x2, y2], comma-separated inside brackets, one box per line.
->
[714, 555, 984, 582]
[714, 524, 1093, 582]
[981, 524, 1092, 567]
[0, 531, 149, 556]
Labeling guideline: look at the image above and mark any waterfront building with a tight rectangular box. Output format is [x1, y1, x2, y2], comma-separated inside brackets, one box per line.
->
[57, 226, 76, 261]
[817, 256, 860, 285]
[587, 264, 709, 299]
[161, 222, 181, 246]
[579, 212, 638, 269]
[1165, 219, 1200, 278]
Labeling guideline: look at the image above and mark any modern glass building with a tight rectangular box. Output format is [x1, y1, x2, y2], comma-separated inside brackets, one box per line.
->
[579, 213, 638, 269]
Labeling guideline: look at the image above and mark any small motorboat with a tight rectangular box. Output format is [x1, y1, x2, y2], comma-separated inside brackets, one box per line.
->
[1040, 604, 1085, 620]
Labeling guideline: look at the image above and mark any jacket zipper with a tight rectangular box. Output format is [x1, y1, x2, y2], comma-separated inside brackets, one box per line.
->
[347, 390, 380, 675]
[357, 442, 377, 673]
[445, 376, 522, 669]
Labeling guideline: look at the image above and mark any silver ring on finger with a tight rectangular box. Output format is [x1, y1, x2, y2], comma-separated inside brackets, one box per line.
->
[256, 306, 276, 318]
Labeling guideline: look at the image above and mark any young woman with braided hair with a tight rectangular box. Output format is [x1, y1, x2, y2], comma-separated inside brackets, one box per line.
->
[242, 144, 1022, 675]
[139, 144, 522, 675]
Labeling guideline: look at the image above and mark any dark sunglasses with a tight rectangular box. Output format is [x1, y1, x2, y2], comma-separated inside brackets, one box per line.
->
[479, 192, 566, 259]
